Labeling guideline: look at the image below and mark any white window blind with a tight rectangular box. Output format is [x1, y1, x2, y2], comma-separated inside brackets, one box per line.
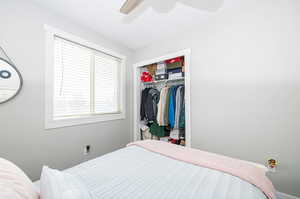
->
[94, 53, 120, 114]
[53, 36, 121, 119]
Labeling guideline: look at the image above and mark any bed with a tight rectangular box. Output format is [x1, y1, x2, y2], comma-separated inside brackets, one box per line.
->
[1, 140, 276, 199]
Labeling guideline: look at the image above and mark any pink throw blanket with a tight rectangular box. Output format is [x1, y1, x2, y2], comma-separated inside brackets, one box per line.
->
[127, 140, 276, 199]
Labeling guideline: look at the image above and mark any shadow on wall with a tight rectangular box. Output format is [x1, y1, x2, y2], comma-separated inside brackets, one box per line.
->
[122, 0, 225, 23]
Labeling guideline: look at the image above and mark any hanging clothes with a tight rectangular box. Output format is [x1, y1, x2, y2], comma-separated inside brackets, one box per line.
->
[168, 85, 180, 128]
[163, 88, 171, 126]
[174, 86, 183, 129]
[170, 85, 184, 140]
[156, 87, 164, 125]
[164, 87, 171, 126]
[140, 88, 150, 121]
[168, 87, 175, 128]
[157, 86, 170, 126]
[179, 86, 185, 129]
[140, 83, 185, 141]
[148, 88, 160, 122]
[140, 88, 160, 123]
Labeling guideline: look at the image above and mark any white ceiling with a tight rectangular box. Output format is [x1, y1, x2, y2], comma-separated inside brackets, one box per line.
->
[30, 0, 225, 50]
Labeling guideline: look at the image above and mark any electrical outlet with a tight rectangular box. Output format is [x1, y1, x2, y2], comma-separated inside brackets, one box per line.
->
[267, 158, 278, 173]
[84, 145, 91, 155]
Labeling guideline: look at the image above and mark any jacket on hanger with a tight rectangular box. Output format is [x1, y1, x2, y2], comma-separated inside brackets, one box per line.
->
[140, 88, 160, 122]
[169, 86, 179, 128]
[140, 88, 150, 121]
[179, 87, 185, 129]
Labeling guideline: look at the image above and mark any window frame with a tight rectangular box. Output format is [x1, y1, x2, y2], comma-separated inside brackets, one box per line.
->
[45, 25, 126, 129]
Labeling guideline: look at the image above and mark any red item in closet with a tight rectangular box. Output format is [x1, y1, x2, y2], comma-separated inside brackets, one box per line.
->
[170, 139, 178, 144]
[141, 72, 153, 82]
[165, 56, 183, 64]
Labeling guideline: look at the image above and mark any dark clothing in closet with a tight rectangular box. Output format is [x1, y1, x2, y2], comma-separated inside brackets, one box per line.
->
[140, 88, 160, 122]
[140, 88, 150, 121]
[179, 86, 185, 129]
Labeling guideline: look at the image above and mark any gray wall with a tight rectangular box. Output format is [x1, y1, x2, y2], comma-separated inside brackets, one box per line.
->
[0, 0, 133, 180]
[134, 0, 300, 196]
[1, 0, 299, 197]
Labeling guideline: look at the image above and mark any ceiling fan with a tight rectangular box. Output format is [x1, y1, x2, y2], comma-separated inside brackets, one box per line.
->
[120, 0, 143, 14]
[120, 0, 223, 15]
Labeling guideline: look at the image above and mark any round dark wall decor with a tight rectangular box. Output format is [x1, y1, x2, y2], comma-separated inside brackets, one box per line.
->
[0, 70, 12, 79]
[0, 47, 23, 104]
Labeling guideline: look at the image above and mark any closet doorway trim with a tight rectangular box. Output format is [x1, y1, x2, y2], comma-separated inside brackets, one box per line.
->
[133, 49, 191, 147]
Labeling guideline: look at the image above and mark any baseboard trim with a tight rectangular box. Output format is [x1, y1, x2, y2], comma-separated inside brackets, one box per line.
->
[277, 192, 300, 199]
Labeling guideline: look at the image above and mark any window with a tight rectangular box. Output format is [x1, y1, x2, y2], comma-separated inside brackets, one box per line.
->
[45, 25, 125, 129]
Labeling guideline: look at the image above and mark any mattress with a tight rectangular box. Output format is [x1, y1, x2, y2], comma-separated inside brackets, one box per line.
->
[55, 145, 267, 199]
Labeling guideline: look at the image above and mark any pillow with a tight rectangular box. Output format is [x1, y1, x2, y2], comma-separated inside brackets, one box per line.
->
[0, 158, 39, 199]
[40, 166, 92, 199]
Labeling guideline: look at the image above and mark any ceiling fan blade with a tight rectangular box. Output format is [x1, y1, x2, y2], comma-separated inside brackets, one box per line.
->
[120, 0, 142, 14]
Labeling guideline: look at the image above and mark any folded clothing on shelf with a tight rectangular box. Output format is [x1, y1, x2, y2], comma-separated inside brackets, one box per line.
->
[155, 73, 168, 81]
[166, 56, 184, 69]
[146, 63, 157, 76]
[141, 72, 153, 82]
[156, 62, 166, 75]
[169, 72, 184, 80]
[167, 68, 182, 74]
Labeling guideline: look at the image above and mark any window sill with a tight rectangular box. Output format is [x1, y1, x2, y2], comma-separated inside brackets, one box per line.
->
[45, 112, 125, 129]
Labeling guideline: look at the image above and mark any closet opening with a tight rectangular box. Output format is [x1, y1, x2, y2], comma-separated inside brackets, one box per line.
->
[133, 49, 191, 147]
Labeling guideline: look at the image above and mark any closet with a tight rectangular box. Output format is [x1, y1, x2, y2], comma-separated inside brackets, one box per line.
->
[133, 49, 191, 147]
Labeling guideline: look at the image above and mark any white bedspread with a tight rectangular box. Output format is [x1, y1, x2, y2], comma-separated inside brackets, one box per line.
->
[63, 146, 266, 199]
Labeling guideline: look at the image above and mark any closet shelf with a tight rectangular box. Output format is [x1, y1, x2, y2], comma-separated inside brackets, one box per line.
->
[142, 77, 185, 85]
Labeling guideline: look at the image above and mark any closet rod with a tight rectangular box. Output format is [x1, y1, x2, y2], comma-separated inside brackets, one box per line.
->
[142, 77, 184, 85]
